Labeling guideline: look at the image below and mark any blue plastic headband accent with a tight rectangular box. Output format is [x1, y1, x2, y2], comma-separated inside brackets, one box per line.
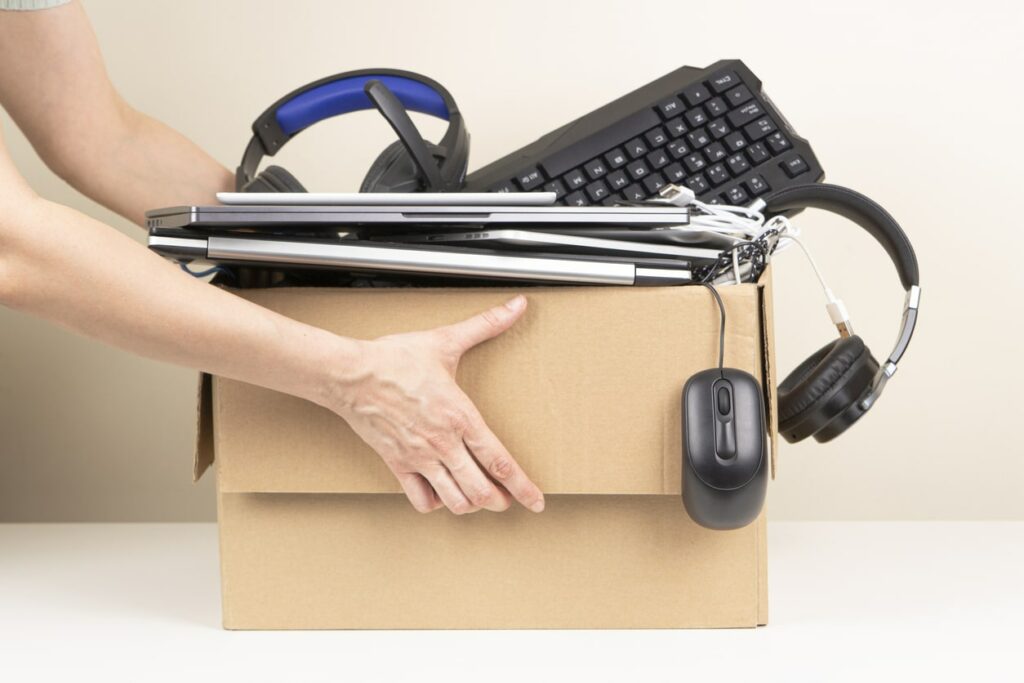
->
[275, 75, 450, 136]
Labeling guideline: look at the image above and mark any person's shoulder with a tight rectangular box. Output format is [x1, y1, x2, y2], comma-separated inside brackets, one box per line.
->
[0, 0, 72, 11]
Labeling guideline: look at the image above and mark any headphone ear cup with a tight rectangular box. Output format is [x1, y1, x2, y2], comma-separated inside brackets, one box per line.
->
[241, 165, 308, 193]
[777, 336, 879, 443]
[361, 140, 443, 193]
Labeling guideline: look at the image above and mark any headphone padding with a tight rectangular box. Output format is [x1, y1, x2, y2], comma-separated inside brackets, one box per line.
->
[361, 140, 441, 193]
[777, 336, 878, 443]
[243, 165, 307, 193]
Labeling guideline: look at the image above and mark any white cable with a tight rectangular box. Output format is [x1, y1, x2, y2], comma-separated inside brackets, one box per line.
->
[654, 185, 766, 241]
[780, 234, 831, 294]
[782, 233, 853, 336]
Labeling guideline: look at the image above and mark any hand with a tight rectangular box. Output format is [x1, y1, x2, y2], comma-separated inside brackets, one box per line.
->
[326, 295, 544, 515]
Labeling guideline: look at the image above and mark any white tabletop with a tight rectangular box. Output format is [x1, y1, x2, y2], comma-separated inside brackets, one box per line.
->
[1, 522, 1021, 681]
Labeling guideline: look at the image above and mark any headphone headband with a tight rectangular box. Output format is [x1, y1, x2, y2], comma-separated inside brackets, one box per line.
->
[236, 68, 467, 191]
[759, 183, 919, 289]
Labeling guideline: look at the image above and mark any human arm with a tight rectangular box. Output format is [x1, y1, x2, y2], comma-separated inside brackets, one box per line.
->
[0, 0, 230, 225]
[0, 3, 544, 515]
[0, 142, 542, 514]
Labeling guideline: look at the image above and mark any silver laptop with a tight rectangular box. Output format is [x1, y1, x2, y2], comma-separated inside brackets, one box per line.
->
[215, 191, 559, 207]
[148, 229, 693, 286]
[380, 228, 723, 261]
[145, 204, 691, 231]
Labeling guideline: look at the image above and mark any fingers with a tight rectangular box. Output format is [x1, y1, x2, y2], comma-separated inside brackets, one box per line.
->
[395, 472, 442, 513]
[441, 443, 512, 512]
[462, 408, 545, 513]
[440, 295, 527, 354]
[421, 467, 480, 516]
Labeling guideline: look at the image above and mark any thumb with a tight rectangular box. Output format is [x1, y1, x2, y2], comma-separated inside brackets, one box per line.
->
[442, 295, 527, 353]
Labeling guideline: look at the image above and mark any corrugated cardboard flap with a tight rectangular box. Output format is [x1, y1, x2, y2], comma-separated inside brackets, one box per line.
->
[194, 372, 214, 482]
[194, 279, 774, 496]
[758, 267, 779, 478]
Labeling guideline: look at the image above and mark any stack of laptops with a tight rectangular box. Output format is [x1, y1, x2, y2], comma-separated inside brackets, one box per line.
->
[147, 192, 726, 287]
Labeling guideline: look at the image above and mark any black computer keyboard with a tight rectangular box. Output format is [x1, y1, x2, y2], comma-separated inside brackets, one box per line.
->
[465, 60, 824, 207]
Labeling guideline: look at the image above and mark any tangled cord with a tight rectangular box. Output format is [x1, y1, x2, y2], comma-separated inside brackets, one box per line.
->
[640, 184, 799, 284]
[696, 224, 784, 284]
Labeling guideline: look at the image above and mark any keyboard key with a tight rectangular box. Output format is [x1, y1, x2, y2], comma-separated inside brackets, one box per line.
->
[663, 162, 686, 183]
[605, 148, 629, 169]
[516, 167, 544, 190]
[665, 116, 687, 138]
[781, 155, 809, 178]
[584, 158, 608, 179]
[709, 71, 741, 94]
[705, 97, 728, 118]
[684, 108, 708, 127]
[724, 131, 748, 152]
[585, 179, 611, 202]
[706, 163, 730, 186]
[681, 83, 711, 107]
[744, 174, 771, 196]
[622, 183, 646, 201]
[656, 96, 684, 119]
[723, 185, 750, 204]
[727, 102, 766, 127]
[707, 118, 731, 139]
[625, 137, 649, 159]
[492, 180, 517, 193]
[765, 132, 791, 154]
[645, 127, 669, 148]
[564, 190, 589, 206]
[744, 117, 776, 141]
[643, 172, 667, 194]
[704, 142, 727, 163]
[626, 159, 650, 180]
[725, 84, 753, 107]
[646, 149, 670, 170]
[564, 168, 587, 189]
[683, 153, 707, 173]
[542, 179, 567, 199]
[726, 153, 750, 175]
[687, 128, 711, 149]
[540, 107, 659, 177]
[746, 142, 770, 164]
[685, 174, 709, 195]
[600, 195, 620, 206]
[606, 169, 629, 190]
[666, 139, 690, 159]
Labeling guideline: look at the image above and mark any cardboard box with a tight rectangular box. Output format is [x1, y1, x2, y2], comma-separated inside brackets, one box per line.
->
[195, 276, 778, 629]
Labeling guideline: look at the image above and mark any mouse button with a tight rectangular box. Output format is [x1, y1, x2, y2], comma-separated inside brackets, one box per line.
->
[716, 385, 731, 416]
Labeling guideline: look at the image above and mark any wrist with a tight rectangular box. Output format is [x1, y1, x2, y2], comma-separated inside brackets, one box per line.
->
[305, 330, 367, 412]
[258, 310, 364, 410]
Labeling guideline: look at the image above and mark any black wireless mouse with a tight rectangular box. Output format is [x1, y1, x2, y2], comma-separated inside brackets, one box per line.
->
[682, 367, 768, 530]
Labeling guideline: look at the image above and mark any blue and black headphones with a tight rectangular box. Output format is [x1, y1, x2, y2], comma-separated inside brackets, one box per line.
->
[236, 69, 469, 194]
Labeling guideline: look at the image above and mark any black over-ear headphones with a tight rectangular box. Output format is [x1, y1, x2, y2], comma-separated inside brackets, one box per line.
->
[681, 183, 920, 530]
[236, 69, 469, 194]
[755, 183, 921, 444]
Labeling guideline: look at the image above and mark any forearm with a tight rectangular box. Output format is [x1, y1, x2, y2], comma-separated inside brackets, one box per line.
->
[0, 196, 357, 406]
[47, 101, 233, 225]
[0, 1, 233, 226]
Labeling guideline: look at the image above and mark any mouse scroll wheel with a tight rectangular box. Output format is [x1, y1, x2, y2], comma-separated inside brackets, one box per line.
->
[717, 386, 731, 415]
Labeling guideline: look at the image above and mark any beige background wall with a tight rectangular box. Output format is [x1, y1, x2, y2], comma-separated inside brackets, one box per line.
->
[1, 0, 1021, 521]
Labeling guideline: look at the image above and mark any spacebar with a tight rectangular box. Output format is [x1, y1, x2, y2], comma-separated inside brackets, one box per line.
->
[540, 108, 661, 178]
